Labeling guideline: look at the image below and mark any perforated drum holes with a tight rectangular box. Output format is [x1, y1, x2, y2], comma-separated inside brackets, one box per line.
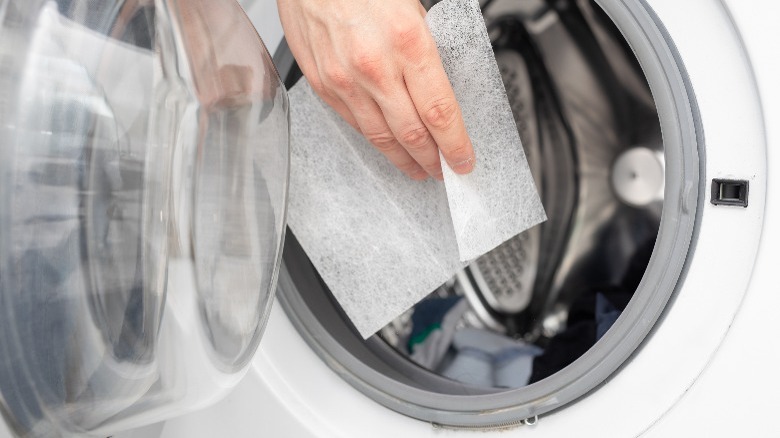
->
[711, 179, 749, 207]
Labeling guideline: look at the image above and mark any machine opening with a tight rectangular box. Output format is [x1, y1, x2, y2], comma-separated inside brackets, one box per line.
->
[373, 0, 664, 389]
[276, 0, 699, 428]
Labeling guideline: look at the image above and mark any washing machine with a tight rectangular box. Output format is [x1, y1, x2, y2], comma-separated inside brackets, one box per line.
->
[1, 0, 778, 436]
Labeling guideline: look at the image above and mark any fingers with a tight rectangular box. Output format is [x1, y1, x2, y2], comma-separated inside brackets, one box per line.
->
[280, 0, 476, 180]
[315, 49, 429, 180]
[399, 29, 475, 174]
[374, 85, 443, 179]
[314, 81, 360, 131]
[297, 51, 362, 131]
[318, 60, 427, 180]
[347, 96, 428, 180]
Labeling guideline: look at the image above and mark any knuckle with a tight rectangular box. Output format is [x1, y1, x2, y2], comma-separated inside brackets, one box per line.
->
[391, 22, 426, 58]
[399, 125, 432, 151]
[323, 65, 354, 91]
[351, 49, 384, 81]
[365, 131, 399, 152]
[423, 98, 459, 130]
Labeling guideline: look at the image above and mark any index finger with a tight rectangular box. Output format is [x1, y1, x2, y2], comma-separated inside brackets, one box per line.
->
[402, 36, 475, 174]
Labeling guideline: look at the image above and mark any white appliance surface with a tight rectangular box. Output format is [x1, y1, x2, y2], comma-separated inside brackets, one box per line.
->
[120, 0, 778, 436]
[647, 0, 780, 433]
[3, 0, 776, 437]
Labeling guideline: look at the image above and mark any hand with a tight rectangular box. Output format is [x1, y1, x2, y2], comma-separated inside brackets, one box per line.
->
[277, 0, 476, 180]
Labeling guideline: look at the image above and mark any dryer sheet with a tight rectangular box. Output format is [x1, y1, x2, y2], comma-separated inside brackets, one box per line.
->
[286, 0, 546, 338]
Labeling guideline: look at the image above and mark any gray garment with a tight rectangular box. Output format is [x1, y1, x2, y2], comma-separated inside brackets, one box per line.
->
[440, 328, 542, 388]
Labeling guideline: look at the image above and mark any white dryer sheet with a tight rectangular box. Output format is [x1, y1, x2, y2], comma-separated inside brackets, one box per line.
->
[286, 0, 546, 338]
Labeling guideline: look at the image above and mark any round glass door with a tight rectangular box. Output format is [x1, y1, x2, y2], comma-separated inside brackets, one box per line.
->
[0, 0, 288, 436]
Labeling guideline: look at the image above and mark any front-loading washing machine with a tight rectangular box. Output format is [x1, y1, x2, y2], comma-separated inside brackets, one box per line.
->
[2, 0, 777, 436]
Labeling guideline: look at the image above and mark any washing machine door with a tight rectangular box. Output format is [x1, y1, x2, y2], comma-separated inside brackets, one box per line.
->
[0, 0, 289, 436]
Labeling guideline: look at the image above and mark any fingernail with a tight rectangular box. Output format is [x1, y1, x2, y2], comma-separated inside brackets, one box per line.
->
[450, 156, 475, 174]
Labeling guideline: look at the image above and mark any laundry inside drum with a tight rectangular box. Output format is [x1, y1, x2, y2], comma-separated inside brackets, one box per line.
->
[279, 0, 668, 396]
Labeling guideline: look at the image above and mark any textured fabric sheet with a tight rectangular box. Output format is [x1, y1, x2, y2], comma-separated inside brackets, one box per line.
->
[287, 0, 545, 338]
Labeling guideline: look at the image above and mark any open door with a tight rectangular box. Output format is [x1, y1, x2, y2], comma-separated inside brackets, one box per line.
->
[0, 0, 289, 436]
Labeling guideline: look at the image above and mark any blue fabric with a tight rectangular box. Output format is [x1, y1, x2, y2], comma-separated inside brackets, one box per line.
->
[595, 293, 621, 340]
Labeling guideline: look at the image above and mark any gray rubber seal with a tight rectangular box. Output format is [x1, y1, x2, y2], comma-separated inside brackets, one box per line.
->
[276, 0, 703, 428]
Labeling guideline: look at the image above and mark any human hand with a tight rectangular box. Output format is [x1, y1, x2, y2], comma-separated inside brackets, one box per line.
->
[277, 0, 475, 180]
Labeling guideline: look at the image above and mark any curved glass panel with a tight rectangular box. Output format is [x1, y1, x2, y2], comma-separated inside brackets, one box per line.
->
[0, 0, 288, 436]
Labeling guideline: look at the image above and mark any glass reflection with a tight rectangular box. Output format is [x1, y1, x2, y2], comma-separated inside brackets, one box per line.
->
[0, 0, 288, 435]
